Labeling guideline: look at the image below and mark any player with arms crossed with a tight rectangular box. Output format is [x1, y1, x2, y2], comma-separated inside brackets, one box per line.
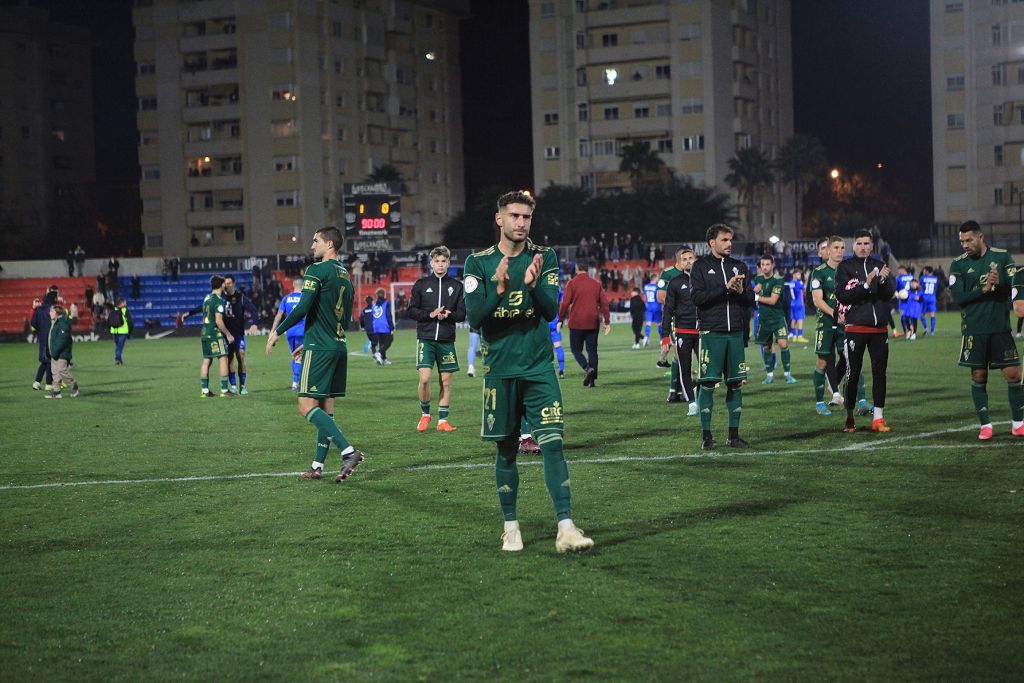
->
[272, 277, 306, 391]
[949, 221, 1024, 440]
[266, 227, 365, 482]
[753, 256, 797, 385]
[463, 190, 592, 553]
[199, 275, 234, 397]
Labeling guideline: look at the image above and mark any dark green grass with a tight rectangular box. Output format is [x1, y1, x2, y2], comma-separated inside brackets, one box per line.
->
[1, 314, 1022, 680]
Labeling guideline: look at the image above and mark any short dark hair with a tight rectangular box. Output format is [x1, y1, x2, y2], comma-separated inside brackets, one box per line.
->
[853, 228, 873, 241]
[210, 275, 225, 289]
[365, 295, 373, 304]
[316, 226, 345, 251]
[923, 265, 933, 274]
[828, 235, 844, 246]
[759, 255, 774, 264]
[706, 224, 733, 242]
[497, 190, 535, 211]
[959, 220, 982, 235]
[223, 274, 235, 282]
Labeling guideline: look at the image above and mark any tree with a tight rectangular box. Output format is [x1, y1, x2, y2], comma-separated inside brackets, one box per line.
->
[365, 164, 408, 194]
[618, 140, 666, 192]
[775, 135, 827, 236]
[725, 147, 775, 239]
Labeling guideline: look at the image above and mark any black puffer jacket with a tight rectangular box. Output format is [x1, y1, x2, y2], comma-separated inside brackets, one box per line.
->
[690, 255, 755, 333]
[835, 256, 896, 327]
[406, 274, 466, 342]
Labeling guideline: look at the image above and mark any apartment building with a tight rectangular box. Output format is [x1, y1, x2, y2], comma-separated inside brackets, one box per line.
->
[932, 0, 1024, 247]
[133, 0, 467, 257]
[529, 0, 794, 240]
[0, 5, 95, 248]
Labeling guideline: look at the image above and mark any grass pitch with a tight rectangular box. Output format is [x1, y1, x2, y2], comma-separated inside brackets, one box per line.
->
[1, 314, 1022, 681]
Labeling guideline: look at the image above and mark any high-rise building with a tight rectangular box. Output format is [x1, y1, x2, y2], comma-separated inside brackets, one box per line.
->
[528, 0, 794, 240]
[0, 5, 95, 253]
[133, 0, 467, 257]
[931, 0, 1024, 248]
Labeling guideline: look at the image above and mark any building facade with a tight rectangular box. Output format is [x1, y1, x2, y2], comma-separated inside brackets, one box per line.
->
[0, 5, 95, 253]
[528, 0, 794, 240]
[133, 0, 467, 257]
[932, 0, 1024, 249]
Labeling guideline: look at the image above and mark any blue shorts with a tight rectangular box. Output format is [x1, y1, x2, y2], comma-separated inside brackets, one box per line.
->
[790, 306, 805, 322]
[645, 309, 662, 324]
[227, 336, 247, 353]
[922, 299, 936, 313]
[287, 335, 303, 351]
[549, 321, 562, 343]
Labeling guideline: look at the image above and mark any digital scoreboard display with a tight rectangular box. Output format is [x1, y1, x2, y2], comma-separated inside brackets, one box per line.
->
[354, 199, 393, 232]
[343, 182, 401, 250]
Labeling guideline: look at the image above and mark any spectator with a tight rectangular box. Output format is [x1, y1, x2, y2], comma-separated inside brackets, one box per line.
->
[45, 304, 79, 399]
[73, 245, 85, 276]
[107, 256, 120, 280]
[105, 270, 119, 302]
[628, 287, 645, 348]
[96, 273, 106, 301]
[131, 274, 141, 299]
[370, 288, 394, 365]
[31, 286, 58, 390]
[65, 250, 75, 277]
[558, 262, 611, 387]
[161, 259, 169, 282]
[351, 257, 363, 286]
[169, 256, 180, 282]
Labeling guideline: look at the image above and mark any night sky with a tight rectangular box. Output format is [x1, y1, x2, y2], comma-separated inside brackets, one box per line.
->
[25, 0, 934, 237]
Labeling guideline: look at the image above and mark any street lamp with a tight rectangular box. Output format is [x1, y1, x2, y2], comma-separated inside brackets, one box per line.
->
[829, 168, 840, 180]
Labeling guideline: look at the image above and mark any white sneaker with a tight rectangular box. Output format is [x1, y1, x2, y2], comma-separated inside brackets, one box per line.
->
[555, 523, 594, 553]
[383, 359, 392, 365]
[45, 384, 52, 391]
[467, 365, 475, 377]
[373, 351, 383, 365]
[829, 391, 843, 407]
[631, 343, 639, 350]
[642, 337, 649, 348]
[32, 381, 41, 390]
[687, 402, 698, 416]
[909, 333, 916, 341]
[502, 523, 523, 552]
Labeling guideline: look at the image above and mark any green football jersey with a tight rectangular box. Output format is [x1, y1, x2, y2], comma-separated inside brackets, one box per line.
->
[275, 258, 353, 351]
[754, 273, 787, 323]
[949, 247, 1015, 335]
[463, 240, 559, 379]
[1013, 267, 1024, 303]
[809, 263, 837, 324]
[657, 266, 682, 293]
[201, 293, 226, 339]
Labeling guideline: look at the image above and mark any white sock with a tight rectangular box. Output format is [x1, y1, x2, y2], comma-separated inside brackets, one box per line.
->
[341, 446, 355, 456]
[981, 423, 994, 430]
[504, 520, 519, 533]
[873, 407, 884, 420]
[1012, 420, 1023, 430]
[521, 432, 531, 440]
[312, 461, 324, 470]
[438, 418, 448, 424]
[557, 518, 575, 532]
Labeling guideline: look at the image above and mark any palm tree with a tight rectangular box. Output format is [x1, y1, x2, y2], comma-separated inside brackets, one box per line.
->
[365, 164, 408, 194]
[725, 147, 775, 238]
[618, 140, 665, 192]
[775, 135, 827, 235]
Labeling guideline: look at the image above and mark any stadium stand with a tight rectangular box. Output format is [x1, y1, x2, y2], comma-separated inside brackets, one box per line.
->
[0, 277, 95, 334]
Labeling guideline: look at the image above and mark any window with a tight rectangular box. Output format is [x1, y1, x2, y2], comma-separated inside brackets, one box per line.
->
[540, 38, 556, 52]
[430, 139, 439, 153]
[593, 139, 617, 156]
[577, 68, 587, 85]
[138, 61, 155, 75]
[580, 173, 593, 190]
[51, 129, 65, 142]
[272, 85, 297, 101]
[946, 112, 965, 129]
[996, 187, 1004, 205]
[139, 97, 157, 110]
[578, 103, 589, 121]
[601, 33, 618, 47]
[578, 138, 590, 157]
[656, 103, 672, 116]
[682, 135, 705, 152]
[679, 61, 703, 78]
[274, 156, 296, 172]
[21, 126, 30, 140]
[337, 127, 346, 141]
[338, 158, 346, 175]
[333, 21, 342, 37]
[993, 24, 1002, 46]
[634, 105, 649, 118]
[656, 138, 673, 153]
[946, 75, 964, 90]
[994, 105, 1004, 125]
[271, 120, 297, 137]
[576, 31, 586, 49]
[993, 64, 1005, 85]
[544, 111, 559, 125]
[540, 3, 555, 17]
[275, 191, 298, 207]
[945, 1, 963, 11]
[679, 98, 703, 114]
[604, 106, 619, 120]
[142, 166, 160, 180]
[631, 30, 646, 44]
[655, 65, 671, 79]
[544, 146, 560, 159]
[141, 132, 159, 146]
[995, 145, 1004, 165]
[679, 23, 701, 41]
[576, 0, 585, 10]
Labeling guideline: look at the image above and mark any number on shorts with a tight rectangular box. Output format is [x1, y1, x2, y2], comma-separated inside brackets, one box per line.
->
[485, 387, 497, 410]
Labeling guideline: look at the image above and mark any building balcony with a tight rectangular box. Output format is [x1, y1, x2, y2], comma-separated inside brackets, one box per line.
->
[186, 175, 244, 192]
[391, 146, 417, 163]
[587, 117, 672, 139]
[180, 0, 235, 22]
[584, 42, 671, 65]
[731, 44, 758, 66]
[181, 68, 238, 88]
[184, 139, 241, 158]
[586, 78, 672, 102]
[187, 209, 245, 228]
[183, 103, 239, 123]
[391, 114, 417, 131]
[731, 7, 757, 32]
[582, 3, 669, 29]
[733, 80, 758, 101]
[273, 173, 301, 192]
[271, 100, 297, 119]
[180, 33, 236, 54]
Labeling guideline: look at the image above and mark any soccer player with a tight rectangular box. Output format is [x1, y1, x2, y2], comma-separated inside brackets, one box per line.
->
[895, 266, 913, 338]
[920, 266, 939, 336]
[788, 269, 807, 342]
[905, 278, 923, 340]
[467, 326, 480, 377]
[407, 245, 466, 433]
[662, 247, 699, 414]
[949, 221, 1024, 440]
[690, 224, 756, 450]
[359, 295, 376, 356]
[222, 274, 260, 394]
[835, 229, 896, 433]
[271, 277, 306, 391]
[199, 275, 234, 397]
[810, 236, 870, 416]
[655, 248, 688, 367]
[370, 288, 394, 365]
[642, 273, 660, 347]
[266, 227, 365, 482]
[753, 256, 797, 385]
[549, 286, 566, 380]
[463, 190, 592, 553]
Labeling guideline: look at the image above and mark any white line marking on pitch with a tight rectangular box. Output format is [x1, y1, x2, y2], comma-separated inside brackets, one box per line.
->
[0, 425, 1009, 491]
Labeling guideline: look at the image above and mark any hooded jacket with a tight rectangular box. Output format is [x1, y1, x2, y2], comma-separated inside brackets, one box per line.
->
[835, 255, 896, 329]
[689, 254, 755, 333]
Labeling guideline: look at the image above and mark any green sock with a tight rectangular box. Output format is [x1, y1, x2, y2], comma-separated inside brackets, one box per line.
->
[813, 368, 826, 402]
[698, 385, 714, 431]
[438, 405, 449, 421]
[1009, 382, 1024, 422]
[761, 346, 772, 371]
[857, 375, 867, 402]
[495, 442, 519, 521]
[669, 360, 680, 392]
[201, 377, 209, 391]
[537, 434, 571, 521]
[781, 348, 791, 373]
[971, 382, 989, 425]
[314, 413, 332, 466]
[726, 387, 742, 429]
[220, 376, 229, 393]
[306, 407, 352, 452]
[420, 401, 430, 416]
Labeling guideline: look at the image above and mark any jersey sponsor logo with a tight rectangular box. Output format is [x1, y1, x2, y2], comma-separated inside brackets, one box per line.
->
[539, 401, 563, 425]
[546, 272, 558, 286]
[508, 291, 524, 306]
[486, 413, 496, 430]
[464, 276, 479, 293]
[303, 279, 316, 290]
[949, 274, 957, 285]
[811, 279, 821, 288]
[442, 352, 456, 364]
[657, 279, 666, 288]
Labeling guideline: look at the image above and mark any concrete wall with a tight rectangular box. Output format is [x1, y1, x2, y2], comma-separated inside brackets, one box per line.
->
[0, 258, 166, 279]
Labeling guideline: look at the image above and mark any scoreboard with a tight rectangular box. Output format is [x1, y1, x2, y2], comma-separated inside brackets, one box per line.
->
[343, 182, 401, 251]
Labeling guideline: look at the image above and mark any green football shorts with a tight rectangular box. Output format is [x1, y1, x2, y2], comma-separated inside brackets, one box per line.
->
[814, 322, 843, 357]
[480, 371, 563, 442]
[417, 339, 460, 372]
[697, 331, 748, 384]
[299, 348, 348, 398]
[754, 314, 788, 346]
[958, 332, 1021, 369]
[201, 336, 226, 359]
